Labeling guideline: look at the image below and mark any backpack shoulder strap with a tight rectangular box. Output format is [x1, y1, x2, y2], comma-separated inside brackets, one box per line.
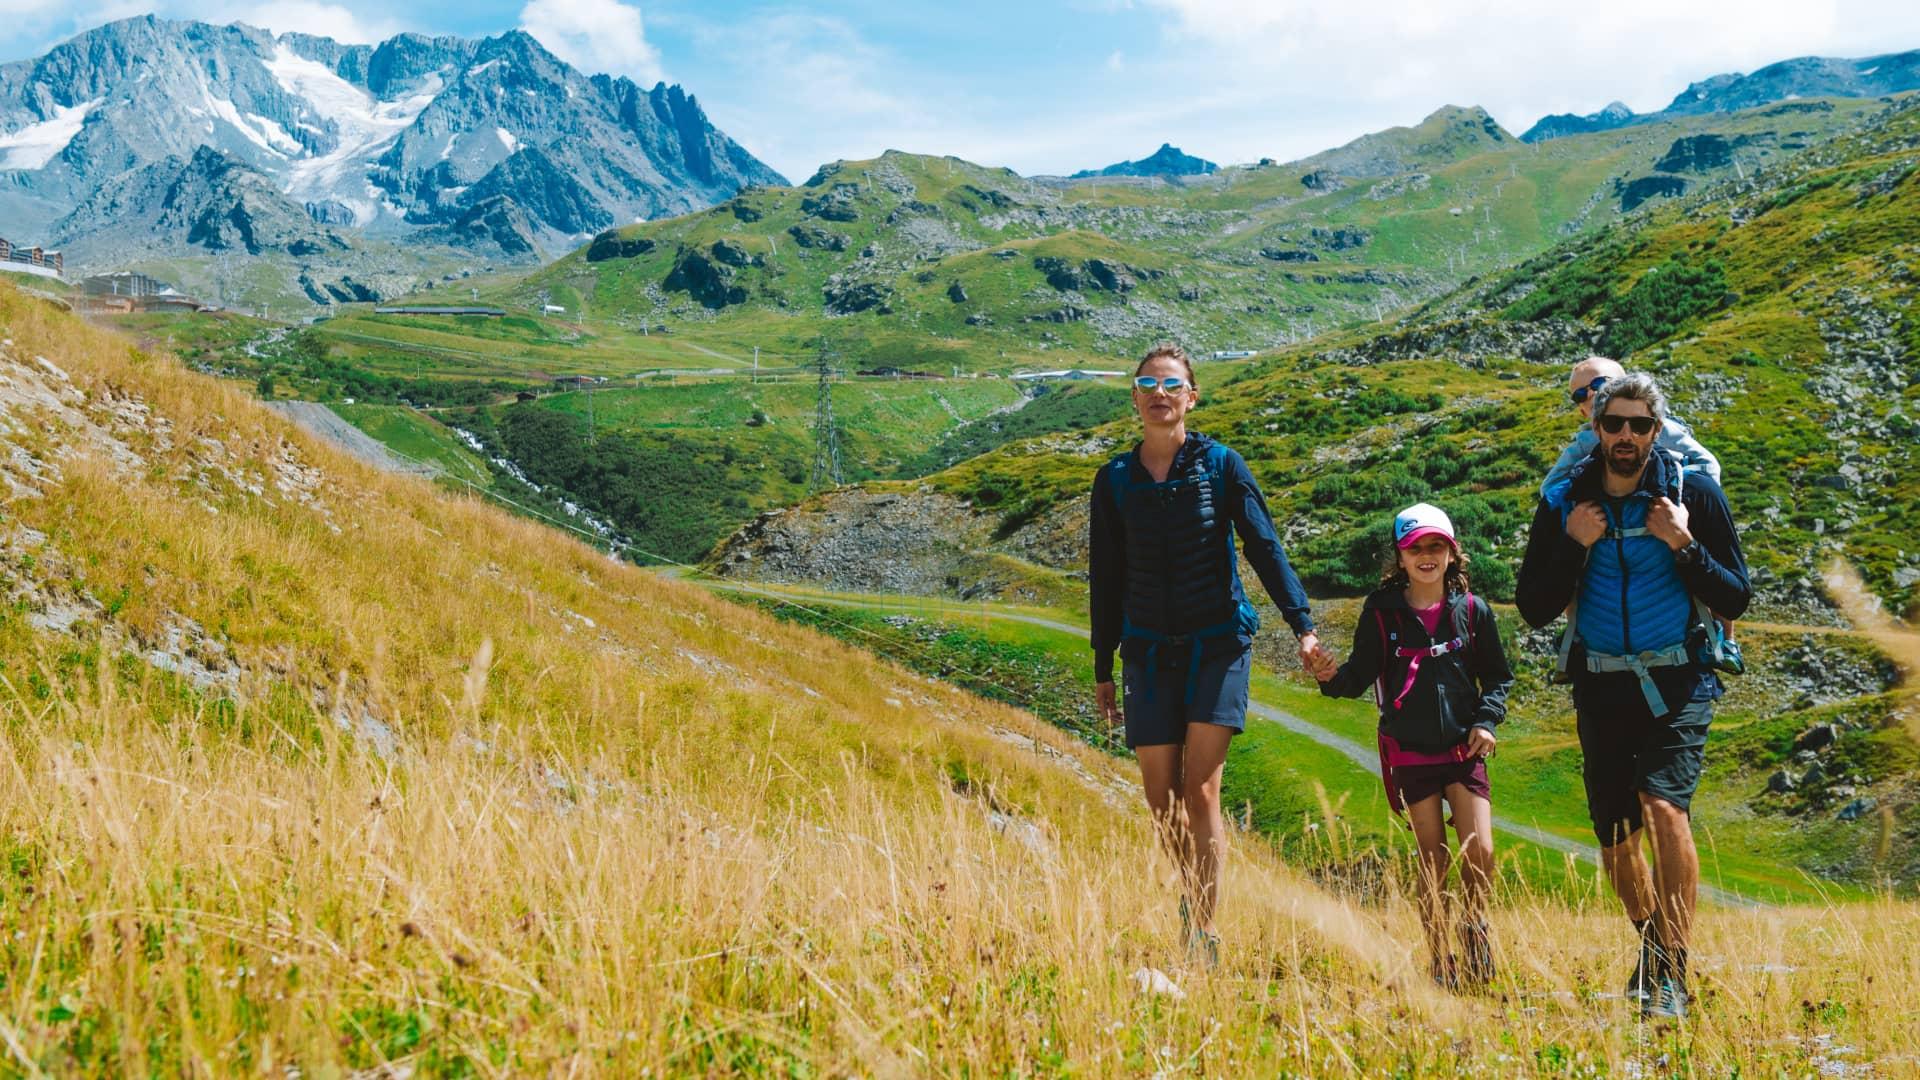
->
[1455, 591, 1478, 657]
[1202, 440, 1233, 488]
[1373, 604, 1392, 707]
[1107, 453, 1136, 512]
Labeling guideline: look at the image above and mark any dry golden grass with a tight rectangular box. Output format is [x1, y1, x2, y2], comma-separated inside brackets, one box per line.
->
[1, 282, 1918, 1075]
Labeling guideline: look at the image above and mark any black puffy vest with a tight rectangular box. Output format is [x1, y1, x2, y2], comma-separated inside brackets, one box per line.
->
[1109, 440, 1238, 640]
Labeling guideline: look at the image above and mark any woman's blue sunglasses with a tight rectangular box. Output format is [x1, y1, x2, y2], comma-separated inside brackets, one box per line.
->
[1133, 376, 1190, 393]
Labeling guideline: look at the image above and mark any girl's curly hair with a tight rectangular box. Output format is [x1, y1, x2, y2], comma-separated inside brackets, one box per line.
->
[1379, 540, 1472, 595]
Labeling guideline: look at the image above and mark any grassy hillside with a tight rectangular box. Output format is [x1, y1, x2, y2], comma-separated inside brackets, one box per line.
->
[439, 376, 1027, 563]
[898, 380, 1132, 476]
[330, 403, 495, 486]
[236, 98, 1880, 403]
[472, 97, 1878, 370]
[5, 280, 1920, 1075]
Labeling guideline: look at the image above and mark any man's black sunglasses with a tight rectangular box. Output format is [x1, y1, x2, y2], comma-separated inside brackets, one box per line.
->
[1569, 375, 1609, 405]
[1598, 414, 1657, 436]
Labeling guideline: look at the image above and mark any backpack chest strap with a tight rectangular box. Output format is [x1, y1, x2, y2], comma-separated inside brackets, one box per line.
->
[1387, 637, 1467, 710]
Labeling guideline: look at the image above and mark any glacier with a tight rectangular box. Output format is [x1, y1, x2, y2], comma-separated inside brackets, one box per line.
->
[0, 99, 102, 170]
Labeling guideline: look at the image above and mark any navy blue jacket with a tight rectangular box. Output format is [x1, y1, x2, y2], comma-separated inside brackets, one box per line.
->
[1089, 433, 1314, 682]
[1319, 588, 1513, 753]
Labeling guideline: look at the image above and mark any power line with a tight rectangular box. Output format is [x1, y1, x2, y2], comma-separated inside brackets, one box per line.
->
[809, 339, 842, 491]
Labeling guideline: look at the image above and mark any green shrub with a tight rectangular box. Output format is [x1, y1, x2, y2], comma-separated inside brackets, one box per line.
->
[1504, 257, 1617, 322]
[1600, 257, 1733, 356]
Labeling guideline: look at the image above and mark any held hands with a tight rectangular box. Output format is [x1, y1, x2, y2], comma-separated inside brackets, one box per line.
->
[1466, 726, 1497, 759]
[1298, 631, 1339, 682]
[1564, 502, 1608, 548]
[1647, 496, 1693, 551]
[1096, 681, 1120, 732]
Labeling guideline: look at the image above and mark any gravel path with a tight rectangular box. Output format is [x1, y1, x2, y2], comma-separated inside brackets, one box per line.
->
[270, 402, 436, 477]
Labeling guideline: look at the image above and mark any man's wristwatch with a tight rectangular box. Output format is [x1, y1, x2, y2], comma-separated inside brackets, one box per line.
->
[1675, 541, 1703, 566]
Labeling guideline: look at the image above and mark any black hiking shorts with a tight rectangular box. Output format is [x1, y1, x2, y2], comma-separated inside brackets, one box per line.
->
[1572, 669, 1715, 846]
[1121, 646, 1250, 749]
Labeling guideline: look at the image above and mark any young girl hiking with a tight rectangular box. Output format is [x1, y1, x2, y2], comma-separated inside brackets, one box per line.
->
[1314, 504, 1514, 986]
[1090, 343, 1331, 967]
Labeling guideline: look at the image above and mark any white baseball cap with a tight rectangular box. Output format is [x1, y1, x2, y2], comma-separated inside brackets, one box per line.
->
[1393, 502, 1456, 549]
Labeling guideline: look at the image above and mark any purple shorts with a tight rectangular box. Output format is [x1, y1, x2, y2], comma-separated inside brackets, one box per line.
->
[1391, 757, 1490, 809]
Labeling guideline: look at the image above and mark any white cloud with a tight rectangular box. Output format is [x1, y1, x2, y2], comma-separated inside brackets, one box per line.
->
[1131, 0, 1920, 162]
[1106, 49, 1125, 71]
[222, 1, 406, 43]
[519, 0, 665, 84]
[681, 11, 931, 181]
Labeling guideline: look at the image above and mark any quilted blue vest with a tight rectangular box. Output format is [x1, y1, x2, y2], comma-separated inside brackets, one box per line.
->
[1560, 453, 1693, 656]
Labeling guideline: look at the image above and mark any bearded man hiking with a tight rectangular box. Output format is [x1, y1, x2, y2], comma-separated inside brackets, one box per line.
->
[1515, 372, 1751, 1021]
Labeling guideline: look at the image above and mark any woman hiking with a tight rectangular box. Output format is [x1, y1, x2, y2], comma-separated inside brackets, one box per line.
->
[1313, 503, 1513, 987]
[1089, 343, 1332, 967]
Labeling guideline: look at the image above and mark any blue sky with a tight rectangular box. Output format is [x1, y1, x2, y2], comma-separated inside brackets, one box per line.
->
[6, 1, 1920, 182]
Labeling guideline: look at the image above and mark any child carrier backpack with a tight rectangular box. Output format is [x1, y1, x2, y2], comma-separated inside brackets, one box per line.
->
[1552, 452, 1742, 712]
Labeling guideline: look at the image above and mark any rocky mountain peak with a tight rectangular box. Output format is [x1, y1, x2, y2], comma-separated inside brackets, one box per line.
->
[1524, 47, 1920, 142]
[0, 15, 786, 266]
[1296, 104, 1511, 180]
[1068, 142, 1219, 180]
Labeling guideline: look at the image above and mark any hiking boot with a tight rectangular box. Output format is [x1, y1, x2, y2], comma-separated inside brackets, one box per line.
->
[1187, 929, 1220, 970]
[1642, 976, 1689, 1022]
[1625, 930, 1663, 1004]
[1429, 953, 1458, 990]
[1458, 919, 1494, 985]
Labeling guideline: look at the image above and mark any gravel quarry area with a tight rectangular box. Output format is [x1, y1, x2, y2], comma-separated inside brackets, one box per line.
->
[268, 401, 436, 477]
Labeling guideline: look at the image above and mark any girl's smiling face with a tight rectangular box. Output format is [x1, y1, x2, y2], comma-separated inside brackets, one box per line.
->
[1398, 534, 1455, 588]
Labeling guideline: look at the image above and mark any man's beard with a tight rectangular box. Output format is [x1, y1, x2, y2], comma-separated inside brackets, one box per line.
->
[1606, 442, 1647, 477]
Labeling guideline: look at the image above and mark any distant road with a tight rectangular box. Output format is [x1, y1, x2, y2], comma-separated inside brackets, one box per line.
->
[677, 341, 748, 367]
[269, 401, 436, 477]
[690, 576, 1765, 909]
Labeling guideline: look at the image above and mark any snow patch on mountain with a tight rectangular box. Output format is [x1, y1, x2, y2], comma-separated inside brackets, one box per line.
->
[495, 127, 519, 153]
[0, 99, 101, 170]
[264, 44, 443, 225]
[205, 94, 302, 156]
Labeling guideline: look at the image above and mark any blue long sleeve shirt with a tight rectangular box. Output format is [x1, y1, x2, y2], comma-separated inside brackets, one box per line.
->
[1088, 435, 1314, 682]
